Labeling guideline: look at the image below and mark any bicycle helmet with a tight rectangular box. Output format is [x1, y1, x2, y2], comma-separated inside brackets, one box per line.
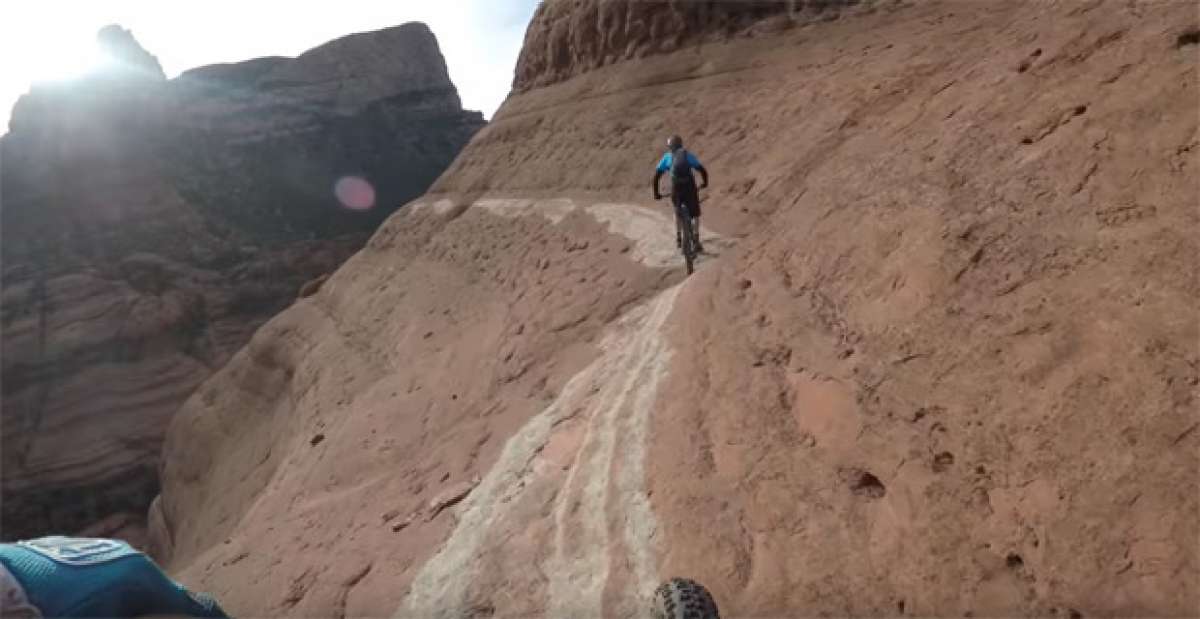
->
[667, 135, 683, 150]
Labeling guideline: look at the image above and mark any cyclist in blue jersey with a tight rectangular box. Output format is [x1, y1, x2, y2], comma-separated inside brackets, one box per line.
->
[653, 134, 709, 253]
[0, 536, 228, 618]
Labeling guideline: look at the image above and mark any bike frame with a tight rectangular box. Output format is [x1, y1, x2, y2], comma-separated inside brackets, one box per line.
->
[659, 191, 704, 275]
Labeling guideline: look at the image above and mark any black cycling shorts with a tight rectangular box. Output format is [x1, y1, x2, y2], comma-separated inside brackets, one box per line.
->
[672, 183, 701, 219]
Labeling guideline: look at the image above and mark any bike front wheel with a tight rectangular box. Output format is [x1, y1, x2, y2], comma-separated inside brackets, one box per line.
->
[652, 578, 720, 619]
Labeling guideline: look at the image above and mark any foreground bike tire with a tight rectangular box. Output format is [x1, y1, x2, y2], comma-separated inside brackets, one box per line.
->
[652, 578, 720, 619]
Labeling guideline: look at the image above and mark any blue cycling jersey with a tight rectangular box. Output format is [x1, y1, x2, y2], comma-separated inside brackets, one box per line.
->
[655, 150, 703, 173]
[0, 537, 227, 618]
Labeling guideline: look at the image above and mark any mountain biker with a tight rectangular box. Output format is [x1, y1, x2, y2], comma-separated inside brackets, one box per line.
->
[653, 134, 709, 253]
[0, 536, 228, 618]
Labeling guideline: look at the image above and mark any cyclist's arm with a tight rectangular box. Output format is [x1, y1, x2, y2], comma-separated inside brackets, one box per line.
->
[656, 153, 671, 173]
[653, 153, 670, 197]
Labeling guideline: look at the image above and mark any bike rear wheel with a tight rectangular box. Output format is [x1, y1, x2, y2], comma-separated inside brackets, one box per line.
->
[677, 211, 696, 275]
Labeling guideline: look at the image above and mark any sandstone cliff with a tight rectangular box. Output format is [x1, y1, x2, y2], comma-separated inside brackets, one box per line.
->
[1, 22, 483, 540]
[154, 1, 1197, 616]
[513, 0, 859, 91]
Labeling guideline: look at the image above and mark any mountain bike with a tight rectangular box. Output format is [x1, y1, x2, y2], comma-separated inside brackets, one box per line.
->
[659, 194, 703, 275]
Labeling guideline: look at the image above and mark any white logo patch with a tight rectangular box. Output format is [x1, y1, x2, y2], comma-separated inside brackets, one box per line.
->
[18, 537, 135, 566]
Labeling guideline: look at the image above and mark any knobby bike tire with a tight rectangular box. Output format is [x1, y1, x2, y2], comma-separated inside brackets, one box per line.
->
[652, 578, 720, 619]
[678, 211, 696, 275]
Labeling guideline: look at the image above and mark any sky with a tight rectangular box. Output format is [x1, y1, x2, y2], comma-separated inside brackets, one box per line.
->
[0, 0, 541, 130]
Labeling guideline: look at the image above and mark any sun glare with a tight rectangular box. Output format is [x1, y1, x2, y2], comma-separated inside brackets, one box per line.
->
[31, 41, 110, 84]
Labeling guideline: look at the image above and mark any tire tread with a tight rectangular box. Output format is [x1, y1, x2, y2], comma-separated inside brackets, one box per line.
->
[652, 578, 719, 619]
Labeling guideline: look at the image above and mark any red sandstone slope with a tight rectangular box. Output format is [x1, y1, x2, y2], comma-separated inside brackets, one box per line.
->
[153, 1, 1197, 616]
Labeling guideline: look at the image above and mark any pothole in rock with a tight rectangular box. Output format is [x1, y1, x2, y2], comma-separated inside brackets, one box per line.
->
[843, 468, 886, 499]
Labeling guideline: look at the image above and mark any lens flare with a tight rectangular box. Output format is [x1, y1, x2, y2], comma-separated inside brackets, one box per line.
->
[334, 176, 376, 211]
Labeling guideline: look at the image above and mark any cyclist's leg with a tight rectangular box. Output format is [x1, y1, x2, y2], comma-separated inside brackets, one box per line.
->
[671, 191, 685, 248]
[677, 208, 690, 253]
[684, 186, 703, 252]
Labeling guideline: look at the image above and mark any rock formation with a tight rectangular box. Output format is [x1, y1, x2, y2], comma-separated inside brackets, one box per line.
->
[96, 24, 167, 79]
[513, 0, 862, 91]
[154, 0, 1196, 616]
[1, 23, 484, 541]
